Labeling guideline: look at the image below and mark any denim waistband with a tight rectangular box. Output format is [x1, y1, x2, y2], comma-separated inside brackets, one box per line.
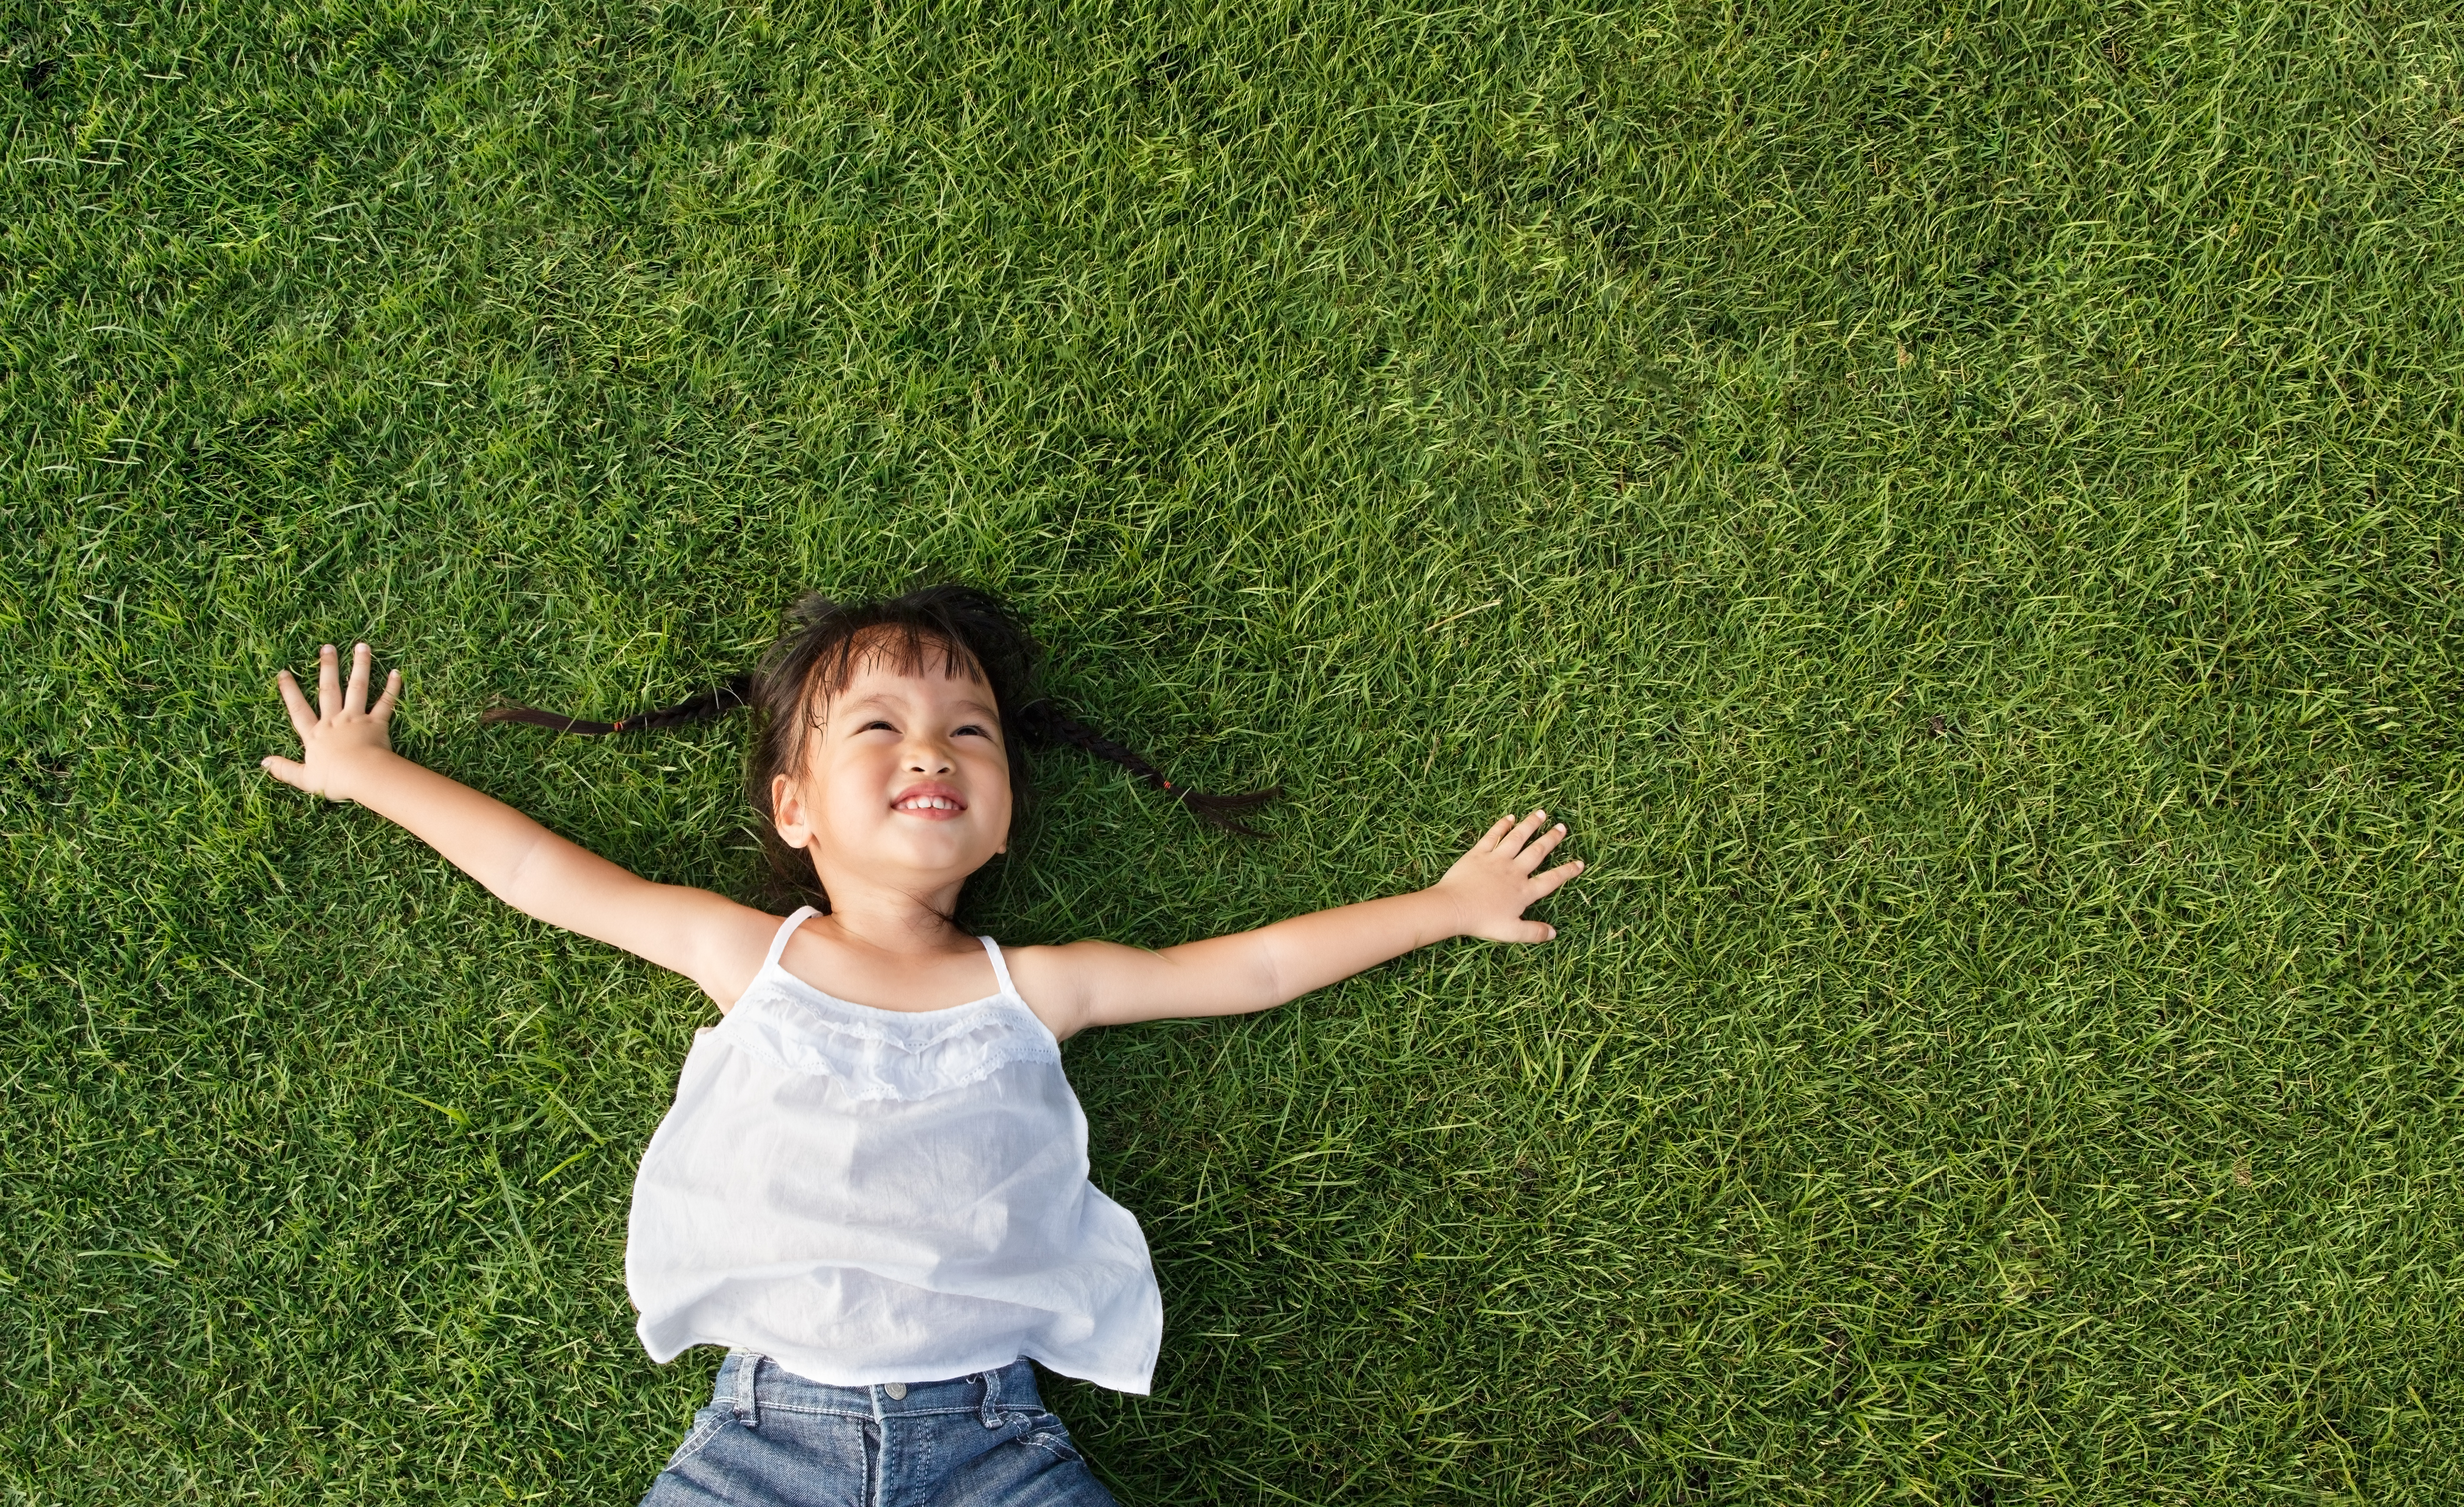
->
[710, 1350, 1044, 1430]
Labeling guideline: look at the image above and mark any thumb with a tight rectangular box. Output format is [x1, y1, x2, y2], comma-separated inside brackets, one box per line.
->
[1517, 919, 1558, 943]
[261, 755, 310, 789]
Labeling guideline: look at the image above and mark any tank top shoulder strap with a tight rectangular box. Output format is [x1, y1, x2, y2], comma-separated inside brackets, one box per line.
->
[977, 935, 1019, 1001]
[763, 906, 819, 974]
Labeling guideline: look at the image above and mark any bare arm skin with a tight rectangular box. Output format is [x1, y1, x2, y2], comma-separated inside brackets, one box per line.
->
[1009, 810, 1584, 1040]
[261, 643, 779, 1004]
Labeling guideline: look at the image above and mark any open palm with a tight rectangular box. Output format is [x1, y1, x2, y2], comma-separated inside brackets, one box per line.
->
[261, 641, 400, 801]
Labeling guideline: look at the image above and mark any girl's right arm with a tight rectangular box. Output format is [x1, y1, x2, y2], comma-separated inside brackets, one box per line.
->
[261, 642, 780, 1007]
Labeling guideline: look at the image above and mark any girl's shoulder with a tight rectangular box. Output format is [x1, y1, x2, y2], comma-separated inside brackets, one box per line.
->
[702, 900, 823, 1014]
[989, 941, 1074, 1036]
[988, 939, 1155, 1043]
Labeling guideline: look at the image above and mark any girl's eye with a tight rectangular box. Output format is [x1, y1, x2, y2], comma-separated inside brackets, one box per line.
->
[860, 720, 896, 733]
[954, 723, 990, 739]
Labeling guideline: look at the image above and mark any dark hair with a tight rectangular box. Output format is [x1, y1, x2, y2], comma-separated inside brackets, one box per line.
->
[481, 584, 1277, 908]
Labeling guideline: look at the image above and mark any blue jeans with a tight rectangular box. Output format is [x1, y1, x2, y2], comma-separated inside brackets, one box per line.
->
[639, 1350, 1119, 1507]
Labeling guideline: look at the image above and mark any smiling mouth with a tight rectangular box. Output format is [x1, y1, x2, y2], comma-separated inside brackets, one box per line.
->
[891, 788, 967, 816]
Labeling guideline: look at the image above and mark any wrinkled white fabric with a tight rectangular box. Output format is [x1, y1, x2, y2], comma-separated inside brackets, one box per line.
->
[627, 908, 1162, 1394]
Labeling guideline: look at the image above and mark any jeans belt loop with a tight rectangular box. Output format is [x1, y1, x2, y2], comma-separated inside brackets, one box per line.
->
[978, 1364, 1004, 1428]
[731, 1351, 761, 1429]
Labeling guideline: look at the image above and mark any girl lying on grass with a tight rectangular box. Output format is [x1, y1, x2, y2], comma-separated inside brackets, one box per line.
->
[261, 585, 1583, 1507]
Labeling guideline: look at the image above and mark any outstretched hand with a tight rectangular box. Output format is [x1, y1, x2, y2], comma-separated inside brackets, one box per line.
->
[1433, 809, 1585, 943]
[262, 642, 402, 801]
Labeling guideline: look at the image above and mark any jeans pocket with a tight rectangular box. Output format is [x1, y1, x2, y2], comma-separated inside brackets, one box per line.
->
[661, 1403, 735, 1473]
[1017, 1411, 1085, 1464]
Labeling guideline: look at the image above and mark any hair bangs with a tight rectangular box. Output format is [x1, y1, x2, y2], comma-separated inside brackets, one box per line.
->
[776, 621, 993, 766]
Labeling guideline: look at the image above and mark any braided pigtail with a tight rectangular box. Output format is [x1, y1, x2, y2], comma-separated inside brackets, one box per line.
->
[1017, 699, 1281, 837]
[480, 674, 753, 735]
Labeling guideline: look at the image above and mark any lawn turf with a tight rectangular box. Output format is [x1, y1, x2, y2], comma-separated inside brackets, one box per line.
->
[6, 0, 2464, 1501]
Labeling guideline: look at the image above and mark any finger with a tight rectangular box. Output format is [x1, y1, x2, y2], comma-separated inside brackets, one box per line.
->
[316, 643, 341, 720]
[276, 669, 317, 739]
[1474, 814, 1516, 853]
[1514, 918, 1559, 943]
[260, 755, 310, 789]
[370, 667, 402, 723]
[345, 641, 371, 713]
[1515, 822, 1569, 873]
[1530, 857, 1585, 896]
[1499, 808, 1548, 856]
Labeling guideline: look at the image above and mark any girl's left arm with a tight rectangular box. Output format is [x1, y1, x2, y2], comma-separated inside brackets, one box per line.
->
[1018, 810, 1583, 1039]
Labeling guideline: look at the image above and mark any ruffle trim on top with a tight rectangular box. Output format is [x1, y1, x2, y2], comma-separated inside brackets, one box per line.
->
[715, 978, 1062, 1103]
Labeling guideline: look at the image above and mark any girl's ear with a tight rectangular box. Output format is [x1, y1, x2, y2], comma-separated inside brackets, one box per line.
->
[771, 771, 813, 850]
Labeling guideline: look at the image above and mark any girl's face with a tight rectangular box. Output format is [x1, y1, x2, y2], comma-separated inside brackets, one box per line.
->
[770, 650, 1014, 901]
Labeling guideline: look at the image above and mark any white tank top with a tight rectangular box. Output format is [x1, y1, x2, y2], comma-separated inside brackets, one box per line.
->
[625, 907, 1163, 1393]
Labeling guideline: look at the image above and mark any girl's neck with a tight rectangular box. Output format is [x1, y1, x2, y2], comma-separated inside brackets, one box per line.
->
[811, 879, 972, 955]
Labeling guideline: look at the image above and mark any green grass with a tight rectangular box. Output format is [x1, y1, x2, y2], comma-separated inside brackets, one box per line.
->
[6, 0, 2464, 1499]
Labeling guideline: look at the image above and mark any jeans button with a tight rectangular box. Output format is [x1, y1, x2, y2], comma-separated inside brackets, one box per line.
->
[883, 1382, 907, 1400]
